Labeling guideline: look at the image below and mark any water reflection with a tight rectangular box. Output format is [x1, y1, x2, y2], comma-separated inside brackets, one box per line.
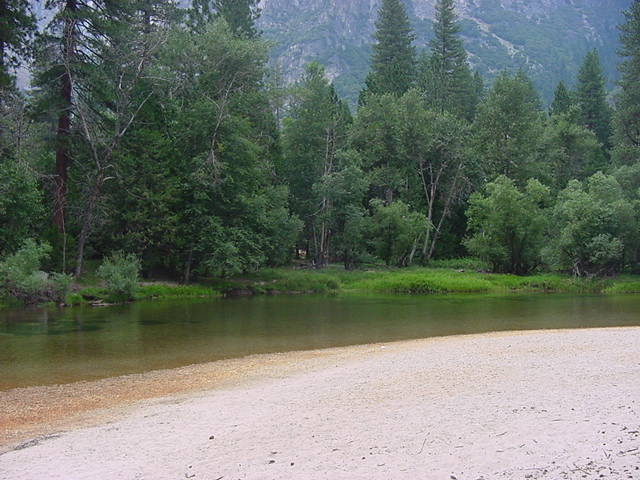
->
[1, 294, 639, 389]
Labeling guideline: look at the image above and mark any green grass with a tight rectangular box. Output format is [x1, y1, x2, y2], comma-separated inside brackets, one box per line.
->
[602, 280, 640, 295]
[69, 283, 219, 305]
[232, 265, 640, 296]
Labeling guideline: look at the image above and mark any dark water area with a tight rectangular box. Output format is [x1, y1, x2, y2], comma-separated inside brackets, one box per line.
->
[1, 294, 639, 390]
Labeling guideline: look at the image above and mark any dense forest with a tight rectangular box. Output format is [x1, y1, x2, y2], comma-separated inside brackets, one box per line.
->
[1, 0, 640, 302]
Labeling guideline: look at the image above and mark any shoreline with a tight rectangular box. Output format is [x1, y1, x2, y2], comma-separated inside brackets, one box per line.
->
[1, 327, 639, 479]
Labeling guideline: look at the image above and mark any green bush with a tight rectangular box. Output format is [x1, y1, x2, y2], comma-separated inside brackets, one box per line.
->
[0, 240, 72, 305]
[97, 252, 141, 301]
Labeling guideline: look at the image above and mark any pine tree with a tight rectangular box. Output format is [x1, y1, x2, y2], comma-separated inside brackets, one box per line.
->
[214, 0, 261, 38]
[549, 81, 573, 117]
[575, 49, 612, 150]
[362, 0, 416, 99]
[0, 0, 36, 89]
[282, 62, 352, 266]
[419, 0, 475, 120]
[613, 0, 640, 165]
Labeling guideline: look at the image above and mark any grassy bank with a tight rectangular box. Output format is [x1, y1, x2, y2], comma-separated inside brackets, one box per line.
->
[67, 283, 219, 306]
[229, 265, 640, 296]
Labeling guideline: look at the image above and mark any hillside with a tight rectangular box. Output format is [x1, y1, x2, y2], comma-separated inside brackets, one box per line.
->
[258, 0, 630, 104]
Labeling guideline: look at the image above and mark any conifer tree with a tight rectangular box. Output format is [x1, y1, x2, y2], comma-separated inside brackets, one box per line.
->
[214, 0, 261, 38]
[0, 0, 36, 89]
[419, 0, 475, 120]
[549, 81, 573, 117]
[575, 49, 612, 150]
[362, 0, 416, 99]
[613, 0, 640, 165]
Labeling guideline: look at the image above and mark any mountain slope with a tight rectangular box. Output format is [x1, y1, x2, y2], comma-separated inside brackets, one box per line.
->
[258, 0, 630, 104]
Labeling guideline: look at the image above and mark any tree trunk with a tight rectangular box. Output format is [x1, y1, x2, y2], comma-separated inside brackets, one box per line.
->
[53, 0, 76, 233]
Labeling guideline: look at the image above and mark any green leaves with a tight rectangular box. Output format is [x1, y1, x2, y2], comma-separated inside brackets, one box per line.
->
[465, 176, 549, 275]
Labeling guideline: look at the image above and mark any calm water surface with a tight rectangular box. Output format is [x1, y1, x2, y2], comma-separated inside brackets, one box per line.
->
[1, 294, 639, 390]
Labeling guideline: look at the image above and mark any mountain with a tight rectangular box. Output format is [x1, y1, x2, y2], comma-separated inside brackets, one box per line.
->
[258, 0, 631, 104]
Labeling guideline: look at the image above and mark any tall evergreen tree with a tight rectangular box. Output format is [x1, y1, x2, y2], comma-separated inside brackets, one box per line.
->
[575, 49, 612, 150]
[613, 0, 640, 165]
[361, 0, 416, 99]
[216, 0, 261, 38]
[419, 0, 475, 120]
[0, 0, 36, 89]
[549, 81, 573, 117]
[281, 62, 352, 267]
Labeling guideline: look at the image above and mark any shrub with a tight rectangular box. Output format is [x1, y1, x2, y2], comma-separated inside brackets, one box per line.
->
[98, 252, 141, 301]
[0, 240, 72, 305]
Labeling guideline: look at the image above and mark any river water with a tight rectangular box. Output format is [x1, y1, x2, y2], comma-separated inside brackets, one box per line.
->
[1, 294, 639, 390]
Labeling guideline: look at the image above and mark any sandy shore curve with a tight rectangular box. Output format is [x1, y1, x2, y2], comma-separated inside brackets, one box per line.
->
[1, 327, 639, 479]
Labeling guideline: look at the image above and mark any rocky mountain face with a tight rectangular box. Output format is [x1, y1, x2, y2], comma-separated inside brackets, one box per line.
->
[258, 0, 631, 104]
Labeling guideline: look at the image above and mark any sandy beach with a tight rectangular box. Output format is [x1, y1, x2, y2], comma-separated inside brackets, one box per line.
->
[1, 327, 639, 479]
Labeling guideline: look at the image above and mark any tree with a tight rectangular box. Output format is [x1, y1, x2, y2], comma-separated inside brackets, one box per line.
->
[549, 81, 573, 117]
[281, 62, 352, 267]
[575, 49, 612, 150]
[613, 0, 640, 166]
[0, 0, 36, 89]
[543, 172, 637, 276]
[418, 0, 476, 120]
[350, 93, 404, 203]
[214, 0, 261, 38]
[399, 90, 470, 261]
[539, 113, 605, 190]
[465, 176, 549, 275]
[368, 199, 429, 267]
[0, 158, 44, 257]
[361, 0, 416, 99]
[472, 71, 545, 184]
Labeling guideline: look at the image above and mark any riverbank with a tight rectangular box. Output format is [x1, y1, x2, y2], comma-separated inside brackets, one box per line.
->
[1, 327, 638, 479]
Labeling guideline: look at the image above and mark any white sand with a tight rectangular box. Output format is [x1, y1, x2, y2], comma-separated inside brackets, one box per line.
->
[1, 328, 639, 480]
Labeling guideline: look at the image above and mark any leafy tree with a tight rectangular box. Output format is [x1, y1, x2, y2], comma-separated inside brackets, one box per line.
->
[418, 0, 476, 120]
[0, 0, 36, 89]
[0, 159, 45, 256]
[465, 176, 549, 275]
[549, 81, 573, 117]
[313, 152, 370, 269]
[361, 0, 416, 99]
[613, 0, 640, 166]
[472, 71, 545, 184]
[368, 199, 429, 267]
[539, 113, 605, 190]
[282, 62, 352, 267]
[399, 90, 470, 261]
[575, 50, 612, 150]
[543, 172, 637, 276]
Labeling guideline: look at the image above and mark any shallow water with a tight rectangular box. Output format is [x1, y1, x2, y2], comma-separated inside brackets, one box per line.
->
[1, 294, 639, 390]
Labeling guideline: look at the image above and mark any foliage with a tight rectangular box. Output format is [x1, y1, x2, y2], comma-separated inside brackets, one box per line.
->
[97, 252, 141, 301]
[613, 0, 640, 165]
[549, 81, 574, 117]
[575, 50, 612, 150]
[0, 240, 71, 304]
[361, 0, 416, 99]
[539, 113, 606, 190]
[465, 176, 550, 275]
[419, 0, 477, 120]
[368, 200, 430, 267]
[543, 172, 638, 276]
[0, 0, 36, 88]
[472, 71, 545, 184]
[0, 159, 45, 257]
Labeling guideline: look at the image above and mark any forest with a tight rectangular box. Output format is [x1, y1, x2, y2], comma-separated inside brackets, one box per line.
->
[1, 0, 640, 304]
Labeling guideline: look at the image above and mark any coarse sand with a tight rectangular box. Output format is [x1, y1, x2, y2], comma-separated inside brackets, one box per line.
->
[1, 327, 639, 479]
